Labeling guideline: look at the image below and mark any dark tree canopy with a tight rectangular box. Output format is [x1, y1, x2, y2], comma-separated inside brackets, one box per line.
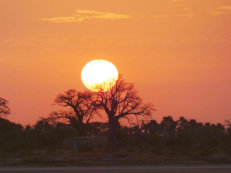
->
[160, 116, 177, 136]
[0, 97, 10, 117]
[54, 89, 96, 135]
[95, 77, 154, 145]
[142, 120, 161, 135]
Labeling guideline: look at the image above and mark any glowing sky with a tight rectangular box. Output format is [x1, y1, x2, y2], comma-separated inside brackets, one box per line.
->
[0, 0, 231, 125]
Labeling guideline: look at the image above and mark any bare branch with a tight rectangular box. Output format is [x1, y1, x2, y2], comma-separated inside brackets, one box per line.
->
[94, 76, 155, 144]
[0, 97, 10, 117]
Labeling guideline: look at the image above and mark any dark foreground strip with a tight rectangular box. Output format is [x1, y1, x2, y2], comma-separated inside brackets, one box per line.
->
[0, 165, 231, 172]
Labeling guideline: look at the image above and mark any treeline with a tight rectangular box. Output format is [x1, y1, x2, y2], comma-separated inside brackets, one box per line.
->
[1, 77, 231, 158]
[1, 115, 231, 157]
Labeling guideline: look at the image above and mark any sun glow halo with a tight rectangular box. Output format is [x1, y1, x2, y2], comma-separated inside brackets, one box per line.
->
[81, 60, 118, 92]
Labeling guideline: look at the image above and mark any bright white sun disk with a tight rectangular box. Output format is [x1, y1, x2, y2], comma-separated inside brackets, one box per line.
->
[81, 60, 118, 92]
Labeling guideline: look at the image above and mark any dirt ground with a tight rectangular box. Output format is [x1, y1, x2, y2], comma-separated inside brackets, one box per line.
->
[1, 166, 231, 173]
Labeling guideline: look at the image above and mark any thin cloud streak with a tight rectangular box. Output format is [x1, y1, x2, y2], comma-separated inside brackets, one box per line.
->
[40, 10, 131, 23]
[40, 16, 84, 23]
[209, 11, 225, 16]
[209, 5, 231, 16]
[219, 6, 231, 10]
[152, 13, 195, 18]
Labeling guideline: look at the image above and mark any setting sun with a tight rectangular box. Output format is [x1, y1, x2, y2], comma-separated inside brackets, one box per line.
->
[81, 60, 118, 92]
[1, 0, 231, 170]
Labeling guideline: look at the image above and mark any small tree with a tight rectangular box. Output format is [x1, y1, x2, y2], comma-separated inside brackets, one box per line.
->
[142, 120, 161, 135]
[54, 89, 96, 136]
[160, 116, 177, 136]
[0, 97, 10, 117]
[95, 77, 154, 146]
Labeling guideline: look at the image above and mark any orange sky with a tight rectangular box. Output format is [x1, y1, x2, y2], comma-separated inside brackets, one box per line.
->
[0, 0, 231, 125]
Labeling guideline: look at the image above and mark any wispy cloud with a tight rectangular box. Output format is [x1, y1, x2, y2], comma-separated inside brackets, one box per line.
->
[219, 5, 231, 10]
[40, 10, 131, 23]
[40, 16, 84, 23]
[152, 13, 194, 18]
[209, 5, 231, 16]
[209, 11, 225, 16]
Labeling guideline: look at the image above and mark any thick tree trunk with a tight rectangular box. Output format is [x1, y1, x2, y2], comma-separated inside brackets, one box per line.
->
[107, 117, 119, 149]
[70, 118, 86, 136]
[78, 123, 86, 136]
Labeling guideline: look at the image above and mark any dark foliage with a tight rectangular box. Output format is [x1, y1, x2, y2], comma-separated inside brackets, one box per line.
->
[94, 77, 154, 146]
[0, 92, 230, 158]
[0, 118, 24, 152]
[1, 115, 231, 158]
[0, 97, 10, 117]
[54, 89, 96, 136]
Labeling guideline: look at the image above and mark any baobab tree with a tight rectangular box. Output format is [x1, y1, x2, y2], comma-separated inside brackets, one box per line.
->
[0, 97, 10, 117]
[95, 77, 154, 146]
[54, 89, 96, 136]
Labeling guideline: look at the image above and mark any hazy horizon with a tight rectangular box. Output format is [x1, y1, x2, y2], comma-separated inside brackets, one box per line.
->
[0, 0, 231, 125]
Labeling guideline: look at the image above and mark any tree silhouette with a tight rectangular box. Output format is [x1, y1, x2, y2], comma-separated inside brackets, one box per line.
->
[54, 89, 96, 136]
[176, 116, 189, 133]
[142, 120, 161, 135]
[30, 117, 77, 149]
[0, 97, 10, 117]
[95, 77, 154, 146]
[225, 120, 231, 136]
[160, 116, 177, 136]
